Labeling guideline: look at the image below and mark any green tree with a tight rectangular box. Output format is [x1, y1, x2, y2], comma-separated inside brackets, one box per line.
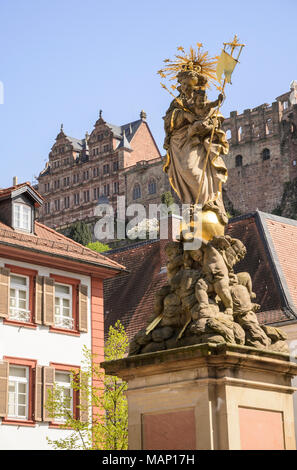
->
[46, 321, 129, 450]
[161, 190, 175, 209]
[86, 241, 110, 253]
[67, 221, 93, 246]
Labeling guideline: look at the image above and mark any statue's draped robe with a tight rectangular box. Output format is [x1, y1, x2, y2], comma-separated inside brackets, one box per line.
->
[163, 98, 229, 223]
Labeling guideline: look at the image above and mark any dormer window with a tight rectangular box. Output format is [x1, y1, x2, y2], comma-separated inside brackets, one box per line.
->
[13, 203, 32, 232]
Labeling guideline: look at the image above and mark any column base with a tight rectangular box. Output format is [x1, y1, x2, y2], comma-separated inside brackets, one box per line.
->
[102, 343, 297, 450]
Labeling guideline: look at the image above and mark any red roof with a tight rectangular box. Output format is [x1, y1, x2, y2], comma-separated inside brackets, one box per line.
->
[0, 182, 44, 202]
[265, 218, 297, 310]
[0, 220, 126, 272]
[0, 182, 125, 273]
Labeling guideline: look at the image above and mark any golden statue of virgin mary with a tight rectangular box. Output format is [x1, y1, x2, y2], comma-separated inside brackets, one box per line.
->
[159, 44, 230, 241]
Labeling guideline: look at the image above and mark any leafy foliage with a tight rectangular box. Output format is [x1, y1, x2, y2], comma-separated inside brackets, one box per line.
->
[46, 321, 129, 450]
[86, 241, 111, 253]
[66, 221, 93, 246]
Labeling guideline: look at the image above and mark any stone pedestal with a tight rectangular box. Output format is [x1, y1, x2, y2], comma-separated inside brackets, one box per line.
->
[102, 343, 297, 450]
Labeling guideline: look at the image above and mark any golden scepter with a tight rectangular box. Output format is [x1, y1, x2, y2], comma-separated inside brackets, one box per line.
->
[194, 35, 245, 206]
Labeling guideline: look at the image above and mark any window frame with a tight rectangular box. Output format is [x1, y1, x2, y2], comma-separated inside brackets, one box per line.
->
[4, 264, 38, 329]
[13, 202, 32, 233]
[9, 273, 30, 323]
[103, 184, 110, 196]
[2, 356, 37, 426]
[235, 155, 243, 168]
[49, 362, 80, 428]
[74, 193, 80, 205]
[50, 274, 80, 335]
[148, 179, 157, 195]
[54, 283, 73, 330]
[133, 183, 141, 200]
[262, 148, 270, 161]
[7, 365, 30, 420]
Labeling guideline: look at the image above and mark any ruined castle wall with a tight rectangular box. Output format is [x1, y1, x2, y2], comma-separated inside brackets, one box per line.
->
[222, 93, 297, 214]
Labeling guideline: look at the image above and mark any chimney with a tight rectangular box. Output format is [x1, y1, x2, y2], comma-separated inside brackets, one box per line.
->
[13, 176, 18, 186]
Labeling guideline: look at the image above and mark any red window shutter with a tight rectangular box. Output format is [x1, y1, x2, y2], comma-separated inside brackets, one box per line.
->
[78, 284, 88, 333]
[34, 365, 43, 421]
[34, 276, 43, 324]
[43, 366, 55, 421]
[79, 370, 89, 423]
[0, 361, 9, 417]
[0, 267, 10, 318]
[43, 277, 55, 326]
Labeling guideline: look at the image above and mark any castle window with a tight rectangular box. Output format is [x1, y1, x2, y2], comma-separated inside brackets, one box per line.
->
[265, 118, 272, 135]
[64, 196, 70, 209]
[235, 155, 243, 167]
[226, 129, 231, 140]
[114, 182, 119, 194]
[148, 179, 157, 194]
[54, 199, 60, 211]
[103, 164, 109, 175]
[93, 187, 100, 200]
[113, 161, 119, 172]
[262, 148, 270, 161]
[103, 145, 109, 153]
[238, 126, 242, 142]
[74, 193, 80, 205]
[98, 134, 103, 141]
[83, 190, 90, 203]
[283, 101, 288, 110]
[45, 202, 50, 214]
[133, 183, 141, 200]
[93, 167, 99, 177]
[104, 184, 110, 196]
[83, 170, 89, 180]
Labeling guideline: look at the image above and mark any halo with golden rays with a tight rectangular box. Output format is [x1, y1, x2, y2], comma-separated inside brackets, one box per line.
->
[158, 43, 219, 85]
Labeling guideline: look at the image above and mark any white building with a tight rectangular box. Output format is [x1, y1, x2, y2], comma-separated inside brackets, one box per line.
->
[0, 182, 125, 449]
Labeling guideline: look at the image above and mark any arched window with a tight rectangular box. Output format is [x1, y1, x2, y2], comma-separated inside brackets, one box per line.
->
[262, 148, 270, 161]
[226, 129, 232, 140]
[148, 178, 156, 194]
[235, 155, 243, 167]
[133, 183, 141, 200]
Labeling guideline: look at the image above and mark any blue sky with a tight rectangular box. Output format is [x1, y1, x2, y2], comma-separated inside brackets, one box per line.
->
[0, 0, 296, 188]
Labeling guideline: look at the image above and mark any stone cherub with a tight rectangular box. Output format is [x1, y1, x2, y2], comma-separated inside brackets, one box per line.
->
[188, 236, 246, 319]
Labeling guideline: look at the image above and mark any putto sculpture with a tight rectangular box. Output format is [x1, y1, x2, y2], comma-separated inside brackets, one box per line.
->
[129, 37, 288, 355]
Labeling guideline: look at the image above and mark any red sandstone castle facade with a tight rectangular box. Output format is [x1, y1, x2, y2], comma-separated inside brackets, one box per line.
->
[37, 111, 171, 232]
[37, 82, 297, 232]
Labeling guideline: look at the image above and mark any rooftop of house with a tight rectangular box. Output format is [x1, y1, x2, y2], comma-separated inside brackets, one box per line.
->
[0, 182, 126, 275]
[103, 211, 297, 340]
